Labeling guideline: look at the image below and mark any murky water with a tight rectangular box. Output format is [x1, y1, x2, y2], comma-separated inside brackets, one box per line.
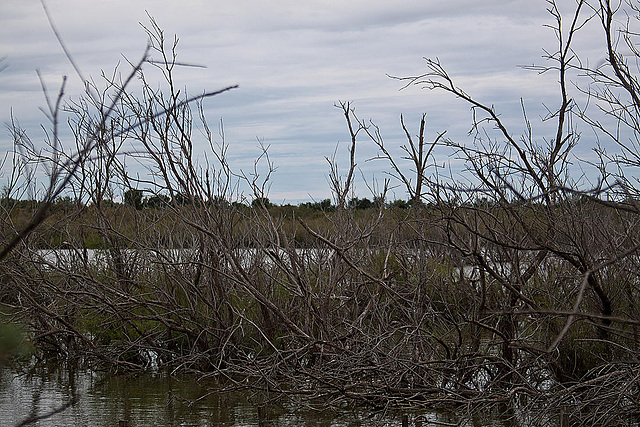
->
[0, 363, 482, 426]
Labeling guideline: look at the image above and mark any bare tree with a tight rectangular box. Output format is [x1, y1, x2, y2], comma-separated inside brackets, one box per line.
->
[3, 2, 640, 425]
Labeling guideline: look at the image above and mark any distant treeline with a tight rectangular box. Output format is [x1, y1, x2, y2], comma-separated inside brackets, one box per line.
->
[3, 192, 413, 212]
[3, 191, 559, 213]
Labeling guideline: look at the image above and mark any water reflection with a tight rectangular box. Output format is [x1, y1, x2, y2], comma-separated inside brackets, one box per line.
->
[0, 363, 558, 426]
[0, 363, 423, 426]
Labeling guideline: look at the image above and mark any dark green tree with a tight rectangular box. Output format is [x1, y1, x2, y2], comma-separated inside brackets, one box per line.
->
[251, 197, 271, 209]
[124, 189, 143, 210]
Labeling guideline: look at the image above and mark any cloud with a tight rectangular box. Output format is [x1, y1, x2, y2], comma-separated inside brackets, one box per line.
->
[0, 0, 612, 203]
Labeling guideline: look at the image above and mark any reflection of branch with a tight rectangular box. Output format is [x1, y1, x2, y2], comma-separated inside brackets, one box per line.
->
[15, 395, 78, 427]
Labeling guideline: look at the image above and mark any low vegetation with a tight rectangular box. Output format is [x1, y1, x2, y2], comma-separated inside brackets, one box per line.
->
[2, 1, 640, 425]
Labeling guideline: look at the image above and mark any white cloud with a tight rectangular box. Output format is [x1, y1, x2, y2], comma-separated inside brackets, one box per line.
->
[0, 0, 616, 202]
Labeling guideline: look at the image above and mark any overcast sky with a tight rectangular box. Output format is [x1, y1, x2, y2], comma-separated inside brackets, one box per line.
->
[0, 0, 609, 203]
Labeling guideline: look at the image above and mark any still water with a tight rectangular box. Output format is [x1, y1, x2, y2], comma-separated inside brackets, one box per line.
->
[0, 363, 482, 426]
